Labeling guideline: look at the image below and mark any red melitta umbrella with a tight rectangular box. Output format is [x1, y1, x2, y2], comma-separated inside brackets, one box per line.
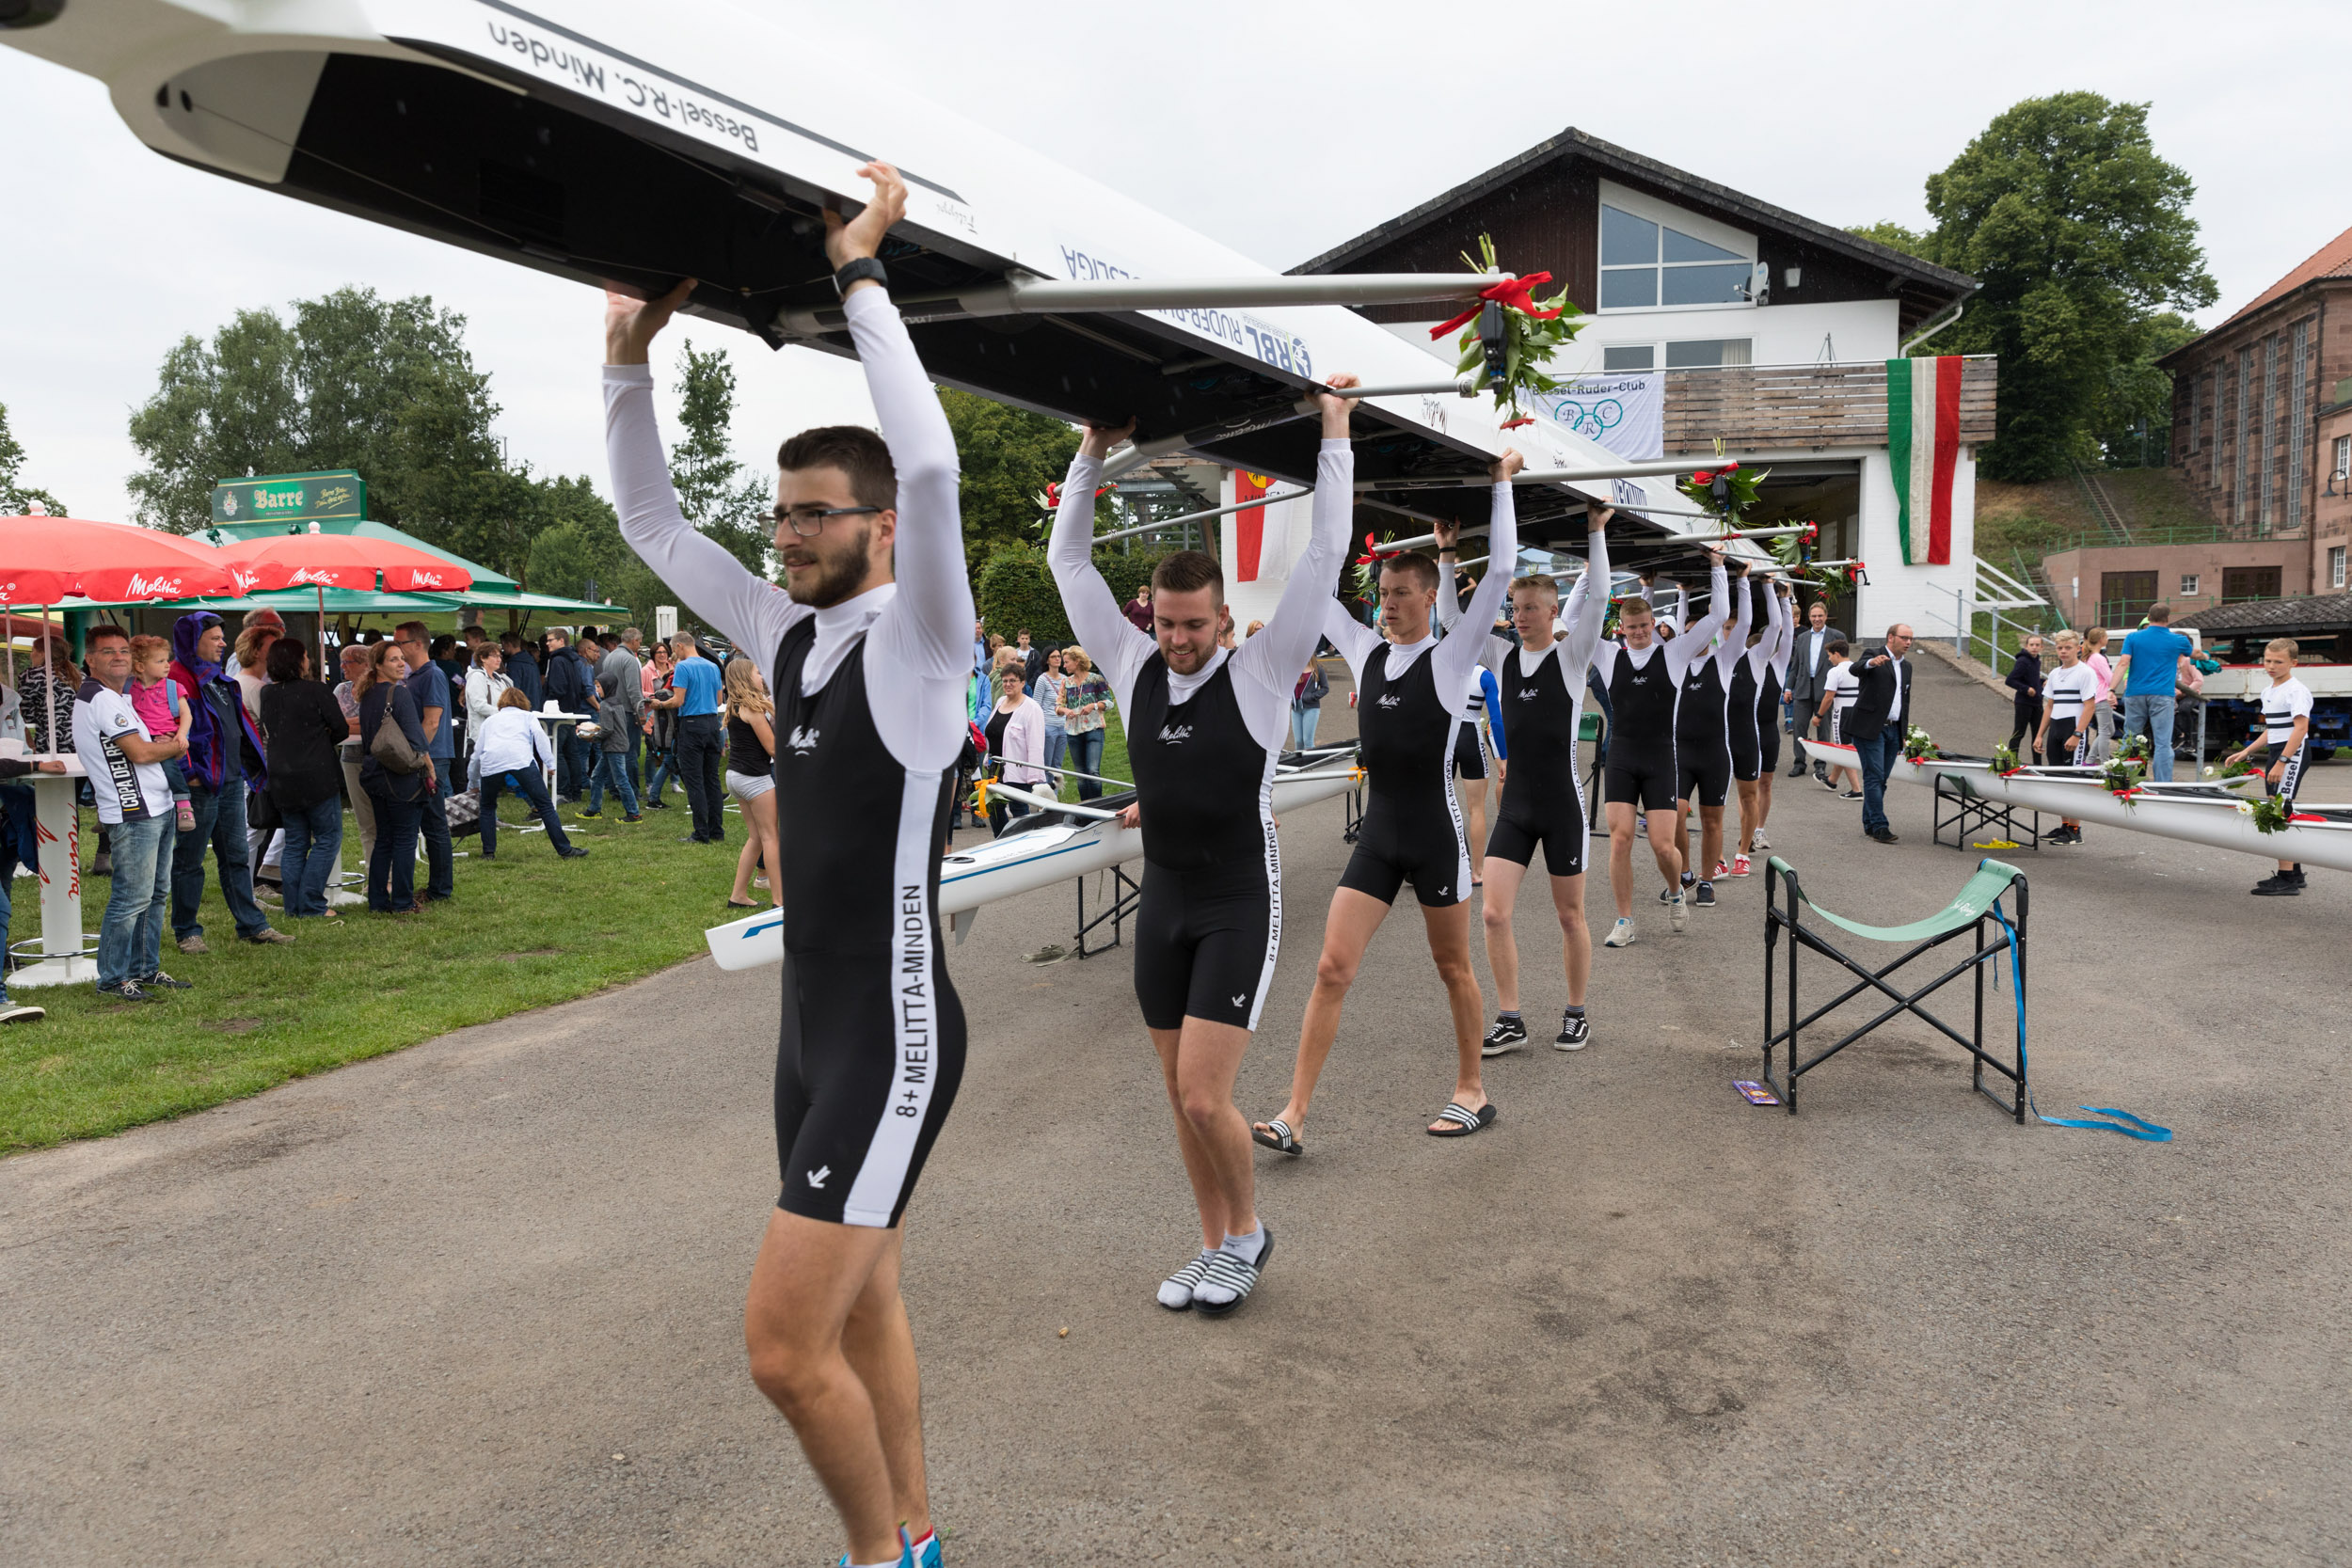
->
[0, 514, 246, 602]
[217, 532, 474, 594]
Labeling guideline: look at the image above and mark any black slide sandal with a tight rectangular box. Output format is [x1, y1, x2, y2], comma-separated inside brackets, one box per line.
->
[1251, 1118, 1304, 1157]
[1194, 1227, 1275, 1317]
[1426, 1101, 1498, 1137]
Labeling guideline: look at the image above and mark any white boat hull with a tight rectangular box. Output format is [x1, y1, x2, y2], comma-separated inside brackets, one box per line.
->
[705, 768, 1359, 971]
[1800, 740, 2352, 873]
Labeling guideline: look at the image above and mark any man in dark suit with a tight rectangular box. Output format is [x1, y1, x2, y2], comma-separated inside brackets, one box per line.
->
[1844, 622, 1915, 844]
[1784, 598, 1847, 778]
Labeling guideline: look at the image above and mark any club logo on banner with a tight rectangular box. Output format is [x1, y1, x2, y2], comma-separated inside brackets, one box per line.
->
[1540, 373, 1662, 462]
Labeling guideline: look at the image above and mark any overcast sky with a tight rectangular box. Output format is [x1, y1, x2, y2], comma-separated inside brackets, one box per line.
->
[2, 0, 2343, 526]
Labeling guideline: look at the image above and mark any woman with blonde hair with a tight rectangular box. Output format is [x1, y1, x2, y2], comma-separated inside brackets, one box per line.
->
[722, 657, 780, 910]
[1057, 644, 1113, 800]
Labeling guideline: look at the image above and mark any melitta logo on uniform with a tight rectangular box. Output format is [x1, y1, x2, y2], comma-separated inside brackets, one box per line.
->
[1375, 694, 1402, 708]
[1157, 723, 1192, 743]
[1518, 687, 1540, 701]
[787, 725, 819, 754]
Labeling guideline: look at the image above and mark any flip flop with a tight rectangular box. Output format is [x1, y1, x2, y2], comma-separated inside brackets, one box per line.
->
[725, 898, 759, 910]
[1250, 1118, 1304, 1156]
[1426, 1101, 1498, 1137]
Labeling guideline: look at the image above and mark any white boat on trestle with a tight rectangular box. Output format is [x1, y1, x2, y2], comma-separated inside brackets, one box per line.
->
[706, 752, 1362, 971]
[1800, 739, 2352, 874]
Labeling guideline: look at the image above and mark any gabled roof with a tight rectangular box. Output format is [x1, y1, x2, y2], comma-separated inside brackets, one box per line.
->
[2215, 225, 2352, 333]
[1288, 125, 1977, 302]
[2159, 224, 2352, 369]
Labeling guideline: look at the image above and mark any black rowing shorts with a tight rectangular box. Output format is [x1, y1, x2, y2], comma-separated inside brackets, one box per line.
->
[1134, 860, 1279, 1032]
[1453, 721, 1489, 781]
[1677, 748, 1731, 809]
[2265, 742, 2306, 809]
[1758, 710, 1782, 774]
[776, 945, 967, 1229]
[1486, 793, 1587, 877]
[1339, 797, 1472, 908]
[2046, 716, 2083, 767]
[1604, 755, 1677, 814]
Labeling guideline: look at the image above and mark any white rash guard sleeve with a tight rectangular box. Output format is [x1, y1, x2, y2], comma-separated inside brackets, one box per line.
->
[1432, 481, 1517, 701]
[1322, 594, 1387, 690]
[1048, 451, 1157, 717]
[1662, 559, 1728, 684]
[1228, 440, 1354, 752]
[1715, 569, 1755, 683]
[604, 285, 972, 772]
[1561, 519, 1609, 676]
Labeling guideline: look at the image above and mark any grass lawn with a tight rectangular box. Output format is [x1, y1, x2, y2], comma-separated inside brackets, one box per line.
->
[0, 709, 1140, 1155]
[0, 788, 755, 1154]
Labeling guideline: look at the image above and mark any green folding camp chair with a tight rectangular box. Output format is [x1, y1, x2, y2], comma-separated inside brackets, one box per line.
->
[1761, 856, 2027, 1119]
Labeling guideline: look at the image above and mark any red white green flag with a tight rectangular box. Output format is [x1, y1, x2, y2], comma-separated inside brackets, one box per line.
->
[1886, 356, 1961, 565]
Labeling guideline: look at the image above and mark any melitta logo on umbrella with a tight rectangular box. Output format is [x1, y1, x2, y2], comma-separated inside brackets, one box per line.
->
[123, 573, 184, 596]
[411, 571, 447, 587]
[288, 567, 342, 586]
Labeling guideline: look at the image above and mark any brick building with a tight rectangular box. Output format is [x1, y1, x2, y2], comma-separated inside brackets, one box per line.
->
[2160, 224, 2352, 597]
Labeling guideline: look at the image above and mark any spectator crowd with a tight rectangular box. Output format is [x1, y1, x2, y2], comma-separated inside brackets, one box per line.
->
[33, 610, 781, 1006]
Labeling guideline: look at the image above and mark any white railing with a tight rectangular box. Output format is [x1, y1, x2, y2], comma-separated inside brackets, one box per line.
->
[1924, 557, 2050, 672]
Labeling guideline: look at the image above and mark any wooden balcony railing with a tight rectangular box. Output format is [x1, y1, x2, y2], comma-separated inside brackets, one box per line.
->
[1661, 356, 1997, 453]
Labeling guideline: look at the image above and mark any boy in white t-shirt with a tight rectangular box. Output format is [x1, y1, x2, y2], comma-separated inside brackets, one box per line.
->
[2224, 636, 2313, 896]
[71, 626, 188, 1000]
[1815, 640, 1862, 797]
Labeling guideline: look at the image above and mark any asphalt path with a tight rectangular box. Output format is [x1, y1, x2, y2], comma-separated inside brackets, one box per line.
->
[6, 654, 2348, 1565]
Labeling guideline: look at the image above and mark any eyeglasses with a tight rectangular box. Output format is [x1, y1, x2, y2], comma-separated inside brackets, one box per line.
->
[771, 503, 882, 537]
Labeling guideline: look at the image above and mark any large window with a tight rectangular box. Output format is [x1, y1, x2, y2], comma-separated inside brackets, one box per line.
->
[1599, 202, 1754, 310]
[2331, 546, 2346, 590]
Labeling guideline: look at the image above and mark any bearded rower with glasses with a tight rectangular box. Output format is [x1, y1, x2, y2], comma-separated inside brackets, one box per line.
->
[603, 163, 970, 1568]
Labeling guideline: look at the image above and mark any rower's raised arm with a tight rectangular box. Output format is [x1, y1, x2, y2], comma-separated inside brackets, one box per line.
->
[1048, 430, 1153, 708]
[1436, 451, 1520, 690]
[1240, 404, 1356, 697]
[838, 167, 974, 682]
[604, 280, 802, 666]
[1562, 506, 1611, 670]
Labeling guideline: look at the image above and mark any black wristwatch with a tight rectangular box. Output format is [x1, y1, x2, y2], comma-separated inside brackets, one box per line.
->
[833, 257, 889, 298]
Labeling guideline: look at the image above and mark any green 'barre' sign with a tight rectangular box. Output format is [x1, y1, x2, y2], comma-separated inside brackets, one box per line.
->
[210, 470, 367, 525]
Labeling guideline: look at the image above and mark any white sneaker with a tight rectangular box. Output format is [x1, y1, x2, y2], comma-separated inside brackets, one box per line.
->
[1604, 917, 1637, 948]
[1668, 893, 1689, 933]
[1751, 827, 1769, 850]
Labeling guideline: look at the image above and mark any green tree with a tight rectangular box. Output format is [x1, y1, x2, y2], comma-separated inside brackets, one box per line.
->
[668, 344, 773, 578]
[0, 403, 63, 515]
[1846, 220, 1931, 260]
[126, 287, 506, 554]
[940, 388, 1084, 570]
[1906, 93, 2217, 481]
[2092, 310, 2201, 467]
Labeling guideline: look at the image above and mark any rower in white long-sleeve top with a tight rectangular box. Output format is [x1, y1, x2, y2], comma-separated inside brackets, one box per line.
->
[1044, 380, 1353, 1317]
[1592, 554, 1725, 948]
[602, 164, 964, 1568]
[1252, 451, 1522, 1148]
[1729, 577, 1793, 876]
[1475, 505, 1613, 1055]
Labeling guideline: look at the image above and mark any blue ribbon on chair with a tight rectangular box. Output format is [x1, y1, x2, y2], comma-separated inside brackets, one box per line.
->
[1988, 903, 2173, 1143]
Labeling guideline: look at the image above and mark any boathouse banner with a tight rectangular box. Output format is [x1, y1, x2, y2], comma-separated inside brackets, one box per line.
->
[1886, 356, 1961, 565]
[1539, 373, 1663, 463]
